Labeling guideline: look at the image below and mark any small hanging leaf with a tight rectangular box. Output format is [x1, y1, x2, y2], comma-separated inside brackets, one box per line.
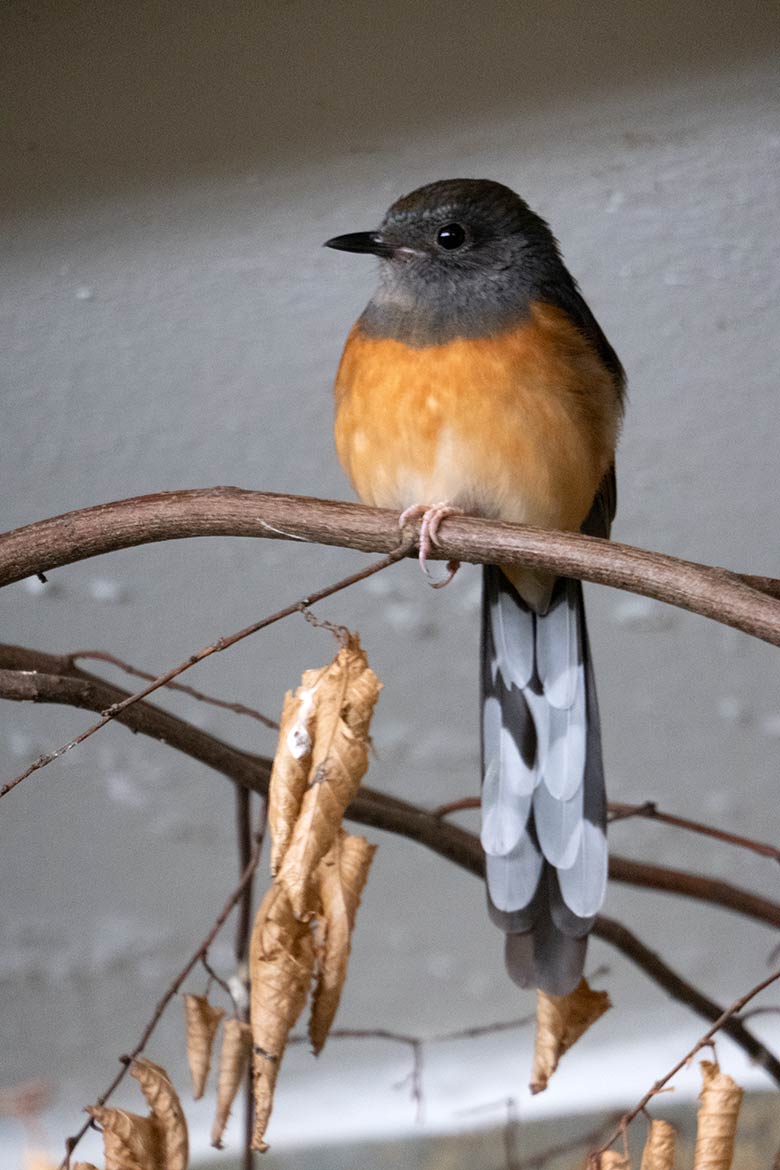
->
[269, 684, 319, 874]
[250, 883, 316, 1151]
[130, 1058, 189, 1170]
[530, 978, 610, 1094]
[211, 1017, 253, 1148]
[693, 1060, 743, 1170]
[276, 639, 381, 918]
[640, 1118, 676, 1170]
[600, 1153, 633, 1169]
[85, 1104, 162, 1170]
[183, 993, 225, 1099]
[309, 831, 376, 1054]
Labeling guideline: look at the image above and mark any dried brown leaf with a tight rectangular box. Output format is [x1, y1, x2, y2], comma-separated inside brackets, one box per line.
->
[250, 883, 316, 1151]
[530, 978, 611, 1094]
[72, 1164, 101, 1170]
[276, 641, 381, 917]
[210, 1016, 253, 1148]
[693, 1060, 743, 1170]
[309, 831, 376, 1053]
[85, 1104, 162, 1170]
[130, 1058, 189, 1170]
[183, 993, 225, 1099]
[640, 1118, 676, 1170]
[269, 682, 319, 873]
[600, 1153, 633, 1169]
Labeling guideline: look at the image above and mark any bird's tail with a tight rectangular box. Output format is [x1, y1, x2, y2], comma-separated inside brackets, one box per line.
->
[480, 566, 607, 995]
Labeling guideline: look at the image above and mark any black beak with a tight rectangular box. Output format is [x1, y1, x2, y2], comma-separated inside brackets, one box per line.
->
[323, 231, 394, 258]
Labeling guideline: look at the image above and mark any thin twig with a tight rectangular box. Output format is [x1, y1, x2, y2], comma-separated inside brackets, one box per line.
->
[510, 1111, 625, 1170]
[234, 786, 261, 1170]
[72, 648, 279, 729]
[0, 544, 410, 800]
[504, 1097, 520, 1170]
[607, 857, 780, 928]
[592, 918, 780, 1081]
[1, 650, 779, 1082]
[608, 800, 780, 863]
[587, 964, 780, 1165]
[438, 794, 780, 866]
[60, 817, 267, 1169]
[0, 488, 778, 643]
[433, 796, 481, 818]
[6, 649, 777, 937]
[288, 1011, 538, 1125]
[200, 954, 240, 1015]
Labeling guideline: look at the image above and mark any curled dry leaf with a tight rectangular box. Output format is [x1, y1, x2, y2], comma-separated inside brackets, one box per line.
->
[211, 1016, 253, 1149]
[183, 993, 225, 1099]
[269, 685, 318, 874]
[309, 831, 376, 1054]
[130, 1058, 189, 1170]
[600, 1153, 633, 1169]
[530, 978, 611, 1094]
[85, 1104, 162, 1170]
[23, 1152, 59, 1170]
[250, 883, 316, 1151]
[276, 640, 381, 917]
[640, 1118, 676, 1170]
[693, 1060, 744, 1170]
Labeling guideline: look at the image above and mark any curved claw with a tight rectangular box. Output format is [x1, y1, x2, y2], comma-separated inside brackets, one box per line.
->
[398, 502, 463, 587]
[430, 559, 461, 589]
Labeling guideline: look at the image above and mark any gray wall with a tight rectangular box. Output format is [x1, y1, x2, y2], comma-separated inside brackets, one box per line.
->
[1, 2, 778, 1164]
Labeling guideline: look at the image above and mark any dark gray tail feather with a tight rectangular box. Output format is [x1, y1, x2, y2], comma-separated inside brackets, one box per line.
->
[480, 566, 607, 996]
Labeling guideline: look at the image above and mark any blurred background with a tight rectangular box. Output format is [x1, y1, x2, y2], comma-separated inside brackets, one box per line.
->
[1, 1, 778, 1165]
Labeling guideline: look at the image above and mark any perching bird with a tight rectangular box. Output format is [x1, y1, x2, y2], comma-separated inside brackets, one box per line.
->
[325, 179, 624, 994]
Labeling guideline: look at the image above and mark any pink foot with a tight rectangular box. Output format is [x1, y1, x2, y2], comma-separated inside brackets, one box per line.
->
[398, 502, 463, 587]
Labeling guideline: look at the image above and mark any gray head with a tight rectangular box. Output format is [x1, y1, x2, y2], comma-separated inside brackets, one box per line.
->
[325, 179, 568, 345]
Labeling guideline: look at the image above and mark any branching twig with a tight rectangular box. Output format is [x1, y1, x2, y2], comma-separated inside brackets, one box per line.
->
[289, 1010, 540, 1124]
[439, 794, 780, 867]
[72, 648, 279, 729]
[591, 918, 780, 1080]
[608, 800, 780, 863]
[2, 648, 779, 1095]
[0, 545, 409, 800]
[588, 965, 780, 1165]
[1, 649, 777, 931]
[1, 489, 778, 643]
[60, 814, 267, 1169]
[511, 1111, 625, 1170]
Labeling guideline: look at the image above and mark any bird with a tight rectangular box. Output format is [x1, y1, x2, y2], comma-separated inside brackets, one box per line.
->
[325, 179, 625, 995]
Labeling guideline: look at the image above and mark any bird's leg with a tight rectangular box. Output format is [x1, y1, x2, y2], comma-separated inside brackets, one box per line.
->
[398, 502, 463, 587]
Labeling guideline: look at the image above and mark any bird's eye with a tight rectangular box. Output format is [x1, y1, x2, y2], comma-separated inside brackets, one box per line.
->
[435, 223, 466, 250]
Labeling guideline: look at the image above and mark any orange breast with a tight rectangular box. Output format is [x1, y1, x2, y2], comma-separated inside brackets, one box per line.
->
[333, 303, 620, 535]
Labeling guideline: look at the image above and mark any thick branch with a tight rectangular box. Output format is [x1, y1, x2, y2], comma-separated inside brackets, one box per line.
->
[592, 918, 780, 1082]
[2, 649, 778, 1086]
[1, 645, 778, 934]
[1, 488, 778, 643]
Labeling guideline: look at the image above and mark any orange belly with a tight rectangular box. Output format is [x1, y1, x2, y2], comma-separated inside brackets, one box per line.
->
[334, 303, 620, 536]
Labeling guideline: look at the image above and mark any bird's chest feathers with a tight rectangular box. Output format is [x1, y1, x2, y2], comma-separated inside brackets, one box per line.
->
[333, 307, 618, 531]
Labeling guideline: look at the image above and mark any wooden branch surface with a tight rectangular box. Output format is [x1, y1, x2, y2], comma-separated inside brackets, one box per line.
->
[1, 488, 778, 643]
[1, 644, 777, 933]
[2, 643, 779, 1085]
